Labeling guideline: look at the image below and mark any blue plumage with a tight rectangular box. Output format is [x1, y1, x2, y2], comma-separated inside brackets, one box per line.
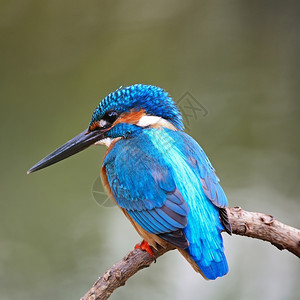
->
[103, 127, 229, 279]
[28, 83, 230, 280]
[90, 84, 184, 130]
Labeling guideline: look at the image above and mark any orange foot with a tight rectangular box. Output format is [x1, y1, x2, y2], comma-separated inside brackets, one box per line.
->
[135, 240, 156, 262]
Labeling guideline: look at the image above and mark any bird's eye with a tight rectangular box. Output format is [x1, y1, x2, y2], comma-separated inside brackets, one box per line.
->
[103, 110, 119, 124]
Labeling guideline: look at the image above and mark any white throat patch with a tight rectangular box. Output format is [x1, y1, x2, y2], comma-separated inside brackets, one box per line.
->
[94, 138, 114, 147]
[137, 115, 176, 130]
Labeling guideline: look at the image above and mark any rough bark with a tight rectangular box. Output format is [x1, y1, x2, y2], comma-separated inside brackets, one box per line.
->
[81, 207, 300, 300]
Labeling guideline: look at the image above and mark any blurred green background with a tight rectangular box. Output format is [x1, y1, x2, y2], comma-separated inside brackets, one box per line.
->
[0, 1, 299, 299]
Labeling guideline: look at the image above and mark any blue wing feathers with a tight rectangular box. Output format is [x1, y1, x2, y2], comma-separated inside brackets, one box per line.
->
[164, 197, 188, 216]
[103, 128, 229, 279]
[156, 206, 187, 228]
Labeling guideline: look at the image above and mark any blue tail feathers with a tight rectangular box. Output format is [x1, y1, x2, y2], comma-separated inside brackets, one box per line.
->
[184, 212, 229, 280]
[189, 249, 229, 280]
[185, 223, 229, 280]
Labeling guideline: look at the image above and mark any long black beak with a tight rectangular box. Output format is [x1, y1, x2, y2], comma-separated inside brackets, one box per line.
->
[27, 129, 105, 174]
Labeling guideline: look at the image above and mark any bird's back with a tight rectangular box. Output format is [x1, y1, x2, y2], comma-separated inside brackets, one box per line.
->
[103, 127, 229, 279]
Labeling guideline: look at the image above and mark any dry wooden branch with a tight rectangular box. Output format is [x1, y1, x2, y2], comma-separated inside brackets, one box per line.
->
[228, 207, 300, 257]
[81, 207, 300, 300]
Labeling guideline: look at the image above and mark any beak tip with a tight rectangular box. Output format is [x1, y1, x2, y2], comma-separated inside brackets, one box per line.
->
[27, 165, 38, 174]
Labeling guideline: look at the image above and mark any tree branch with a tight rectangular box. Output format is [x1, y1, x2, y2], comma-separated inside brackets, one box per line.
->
[227, 207, 300, 257]
[81, 207, 300, 300]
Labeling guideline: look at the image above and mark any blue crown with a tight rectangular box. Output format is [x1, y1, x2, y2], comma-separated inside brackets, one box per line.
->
[89, 84, 184, 130]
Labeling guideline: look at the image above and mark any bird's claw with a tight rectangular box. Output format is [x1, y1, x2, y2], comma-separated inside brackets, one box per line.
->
[135, 240, 156, 262]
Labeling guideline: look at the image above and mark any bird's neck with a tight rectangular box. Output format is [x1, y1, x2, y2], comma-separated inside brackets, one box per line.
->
[95, 115, 178, 148]
[136, 115, 178, 131]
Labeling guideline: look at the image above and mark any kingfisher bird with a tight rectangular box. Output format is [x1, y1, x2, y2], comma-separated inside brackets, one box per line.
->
[28, 84, 231, 280]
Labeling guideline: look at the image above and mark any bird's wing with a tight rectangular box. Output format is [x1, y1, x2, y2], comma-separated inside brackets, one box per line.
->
[176, 131, 228, 208]
[152, 130, 230, 279]
[168, 130, 231, 234]
[103, 134, 189, 248]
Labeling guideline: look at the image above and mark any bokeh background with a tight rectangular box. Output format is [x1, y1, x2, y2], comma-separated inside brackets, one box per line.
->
[0, 1, 299, 299]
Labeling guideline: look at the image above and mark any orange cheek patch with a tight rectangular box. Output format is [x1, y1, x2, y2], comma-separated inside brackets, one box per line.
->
[89, 121, 100, 131]
[114, 109, 146, 125]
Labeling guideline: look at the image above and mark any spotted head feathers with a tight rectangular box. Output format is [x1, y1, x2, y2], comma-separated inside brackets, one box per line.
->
[89, 84, 184, 132]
